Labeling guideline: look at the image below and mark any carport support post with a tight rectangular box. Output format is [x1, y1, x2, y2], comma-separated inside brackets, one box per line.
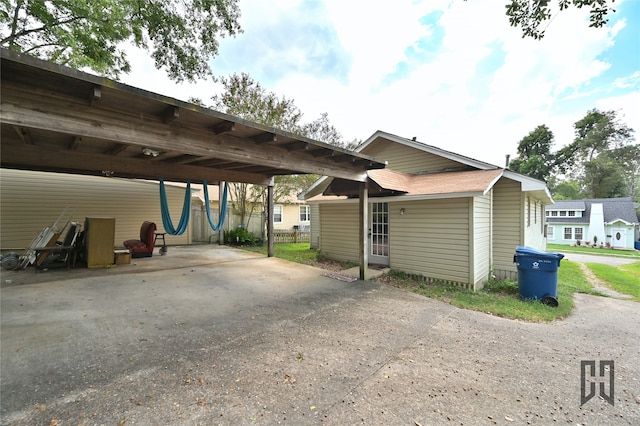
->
[267, 180, 274, 257]
[359, 182, 368, 280]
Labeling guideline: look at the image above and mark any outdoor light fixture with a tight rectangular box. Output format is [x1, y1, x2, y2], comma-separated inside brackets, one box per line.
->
[400, 208, 406, 215]
[142, 147, 160, 157]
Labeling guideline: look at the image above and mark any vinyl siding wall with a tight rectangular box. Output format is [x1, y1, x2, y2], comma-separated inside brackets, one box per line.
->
[361, 140, 471, 173]
[471, 194, 492, 290]
[310, 204, 320, 249]
[318, 203, 360, 263]
[0, 169, 190, 250]
[523, 196, 547, 249]
[492, 178, 521, 280]
[391, 198, 471, 286]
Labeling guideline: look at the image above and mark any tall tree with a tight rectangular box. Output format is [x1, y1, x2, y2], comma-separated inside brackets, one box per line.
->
[210, 73, 347, 231]
[509, 124, 555, 181]
[503, 0, 616, 39]
[554, 109, 635, 198]
[0, 0, 242, 81]
[546, 109, 637, 199]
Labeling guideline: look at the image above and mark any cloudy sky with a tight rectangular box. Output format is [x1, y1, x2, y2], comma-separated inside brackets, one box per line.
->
[122, 0, 639, 167]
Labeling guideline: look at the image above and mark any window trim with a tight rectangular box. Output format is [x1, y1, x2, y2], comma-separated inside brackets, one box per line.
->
[299, 204, 310, 222]
[563, 227, 573, 240]
[273, 204, 283, 224]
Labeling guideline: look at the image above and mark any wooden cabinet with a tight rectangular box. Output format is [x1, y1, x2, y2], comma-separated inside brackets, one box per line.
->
[84, 217, 115, 268]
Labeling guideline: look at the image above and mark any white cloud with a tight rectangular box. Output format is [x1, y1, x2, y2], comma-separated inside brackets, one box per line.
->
[119, 0, 638, 167]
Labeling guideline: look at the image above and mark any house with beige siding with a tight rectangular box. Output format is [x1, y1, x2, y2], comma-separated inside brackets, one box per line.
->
[1, 170, 314, 251]
[302, 131, 553, 290]
[0, 169, 192, 251]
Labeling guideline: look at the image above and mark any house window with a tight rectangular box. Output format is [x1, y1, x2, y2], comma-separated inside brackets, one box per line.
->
[568, 211, 575, 217]
[547, 226, 554, 239]
[551, 211, 558, 217]
[299, 205, 310, 222]
[564, 227, 573, 240]
[574, 227, 583, 241]
[273, 205, 283, 223]
[559, 211, 567, 217]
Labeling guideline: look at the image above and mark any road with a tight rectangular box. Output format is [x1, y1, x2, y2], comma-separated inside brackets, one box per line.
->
[556, 251, 638, 266]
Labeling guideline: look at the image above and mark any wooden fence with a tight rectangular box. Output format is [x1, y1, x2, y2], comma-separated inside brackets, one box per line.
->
[273, 230, 310, 244]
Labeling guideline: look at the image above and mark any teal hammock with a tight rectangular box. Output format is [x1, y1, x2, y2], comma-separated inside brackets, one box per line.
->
[159, 178, 228, 235]
[203, 180, 228, 231]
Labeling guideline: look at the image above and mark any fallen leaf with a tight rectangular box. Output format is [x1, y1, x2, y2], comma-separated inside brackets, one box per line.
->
[118, 418, 127, 426]
[310, 405, 316, 410]
[196, 398, 207, 406]
[284, 374, 296, 384]
[198, 377, 205, 385]
[505, 415, 514, 422]
[49, 420, 60, 426]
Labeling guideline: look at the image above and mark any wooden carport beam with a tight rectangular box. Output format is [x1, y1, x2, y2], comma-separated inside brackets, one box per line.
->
[159, 106, 179, 124]
[1, 102, 371, 182]
[12, 126, 32, 144]
[0, 143, 273, 185]
[211, 121, 235, 135]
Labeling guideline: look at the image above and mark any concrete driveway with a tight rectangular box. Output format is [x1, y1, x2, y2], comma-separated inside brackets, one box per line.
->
[1, 245, 639, 425]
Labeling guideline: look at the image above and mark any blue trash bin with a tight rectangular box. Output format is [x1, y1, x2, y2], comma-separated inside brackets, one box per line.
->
[513, 246, 564, 306]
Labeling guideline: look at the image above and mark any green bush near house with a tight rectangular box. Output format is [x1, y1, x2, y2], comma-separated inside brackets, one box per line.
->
[224, 228, 261, 246]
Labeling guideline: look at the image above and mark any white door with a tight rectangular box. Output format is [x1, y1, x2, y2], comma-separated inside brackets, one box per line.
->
[369, 202, 390, 266]
[611, 228, 627, 248]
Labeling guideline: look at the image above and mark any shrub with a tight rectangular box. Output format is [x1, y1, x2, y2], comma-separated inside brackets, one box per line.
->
[224, 228, 261, 246]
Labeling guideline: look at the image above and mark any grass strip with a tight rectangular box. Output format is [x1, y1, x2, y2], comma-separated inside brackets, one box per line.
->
[383, 260, 598, 322]
[586, 262, 640, 301]
[547, 244, 640, 259]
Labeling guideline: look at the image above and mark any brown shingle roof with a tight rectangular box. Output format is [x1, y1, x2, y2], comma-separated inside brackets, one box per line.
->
[367, 168, 504, 196]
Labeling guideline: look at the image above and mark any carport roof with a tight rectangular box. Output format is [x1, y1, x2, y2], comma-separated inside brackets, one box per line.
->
[0, 49, 386, 185]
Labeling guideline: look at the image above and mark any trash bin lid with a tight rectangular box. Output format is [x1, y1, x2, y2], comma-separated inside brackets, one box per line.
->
[515, 245, 564, 260]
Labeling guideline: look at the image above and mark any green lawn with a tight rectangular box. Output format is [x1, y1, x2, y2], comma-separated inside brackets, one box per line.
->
[547, 243, 640, 259]
[586, 261, 640, 301]
[385, 260, 600, 322]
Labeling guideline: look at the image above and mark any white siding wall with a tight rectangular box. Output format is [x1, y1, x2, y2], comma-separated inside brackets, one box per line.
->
[361, 140, 470, 173]
[391, 198, 471, 285]
[471, 194, 492, 290]
[318, 203, 360, 263]
[492, 178, 521, 280]
[310, 204, 320, 249]
[523, 196, 547, 250]
[0, 169, 190, 250]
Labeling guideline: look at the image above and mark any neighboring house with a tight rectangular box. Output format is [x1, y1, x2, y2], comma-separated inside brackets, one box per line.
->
[301, 131, 553, 290]
[0, 168, 191, 250]
[545, 197, 640, 249]
[274, 193, 312, 231]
